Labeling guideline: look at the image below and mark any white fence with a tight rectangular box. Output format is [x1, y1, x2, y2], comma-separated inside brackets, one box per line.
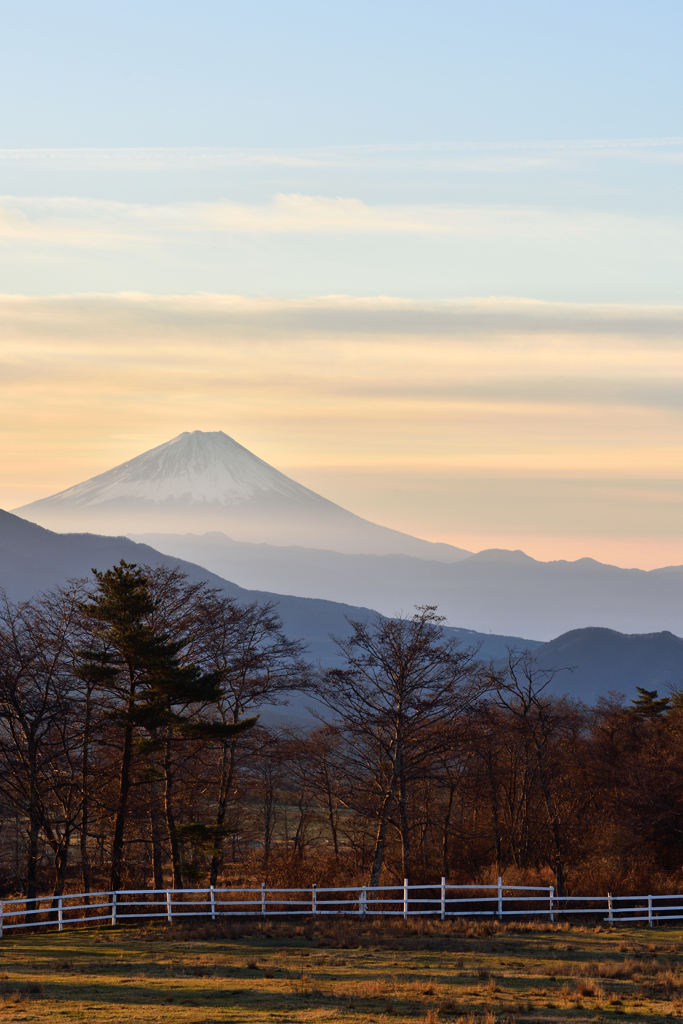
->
[0, 879, 680, 936]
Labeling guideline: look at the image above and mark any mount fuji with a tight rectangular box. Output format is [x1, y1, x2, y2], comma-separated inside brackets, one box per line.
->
[14, 431, 471, 560]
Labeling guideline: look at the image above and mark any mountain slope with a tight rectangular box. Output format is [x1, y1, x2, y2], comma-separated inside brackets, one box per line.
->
[131, 532, 683, 639]
[13, 431, 471, 560]
[2, 510, 682, 709]
[0, 508, 532, 697]
[537, 627, 683, 704]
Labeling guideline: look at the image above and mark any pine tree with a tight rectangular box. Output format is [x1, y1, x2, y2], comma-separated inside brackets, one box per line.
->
[630, 686, 672, 719]
[79, 560, 254, 892]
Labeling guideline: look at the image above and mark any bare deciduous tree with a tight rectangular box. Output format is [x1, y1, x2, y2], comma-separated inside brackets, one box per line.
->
[314, 607, 479, 886]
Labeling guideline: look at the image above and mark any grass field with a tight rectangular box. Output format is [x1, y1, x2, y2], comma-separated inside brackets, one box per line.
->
[0, 915, 681, 1022]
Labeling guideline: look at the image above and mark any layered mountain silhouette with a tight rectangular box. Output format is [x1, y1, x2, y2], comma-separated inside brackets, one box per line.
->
[14, 431, 470, 559]
[131, 531, 683, 639]
[13, 429, 683, 637]
[1, 509, 681, 709]
[0, 508, 530, 721]
[0, 508, 533, 661]
[536, 627, 683, 703]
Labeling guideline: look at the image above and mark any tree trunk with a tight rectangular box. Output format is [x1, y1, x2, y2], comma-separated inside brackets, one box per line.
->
[368, 784, 395, 888]
[149, 749, 166, 893]
[25, 814, 40, 907]
[80, 683, 92, 896]
[110, 713, 135, 892]
[398, 776, 411, 880]
[441, 782, 455, 879]
[487, 771, 503, 875]
[210, 736, 238, 886]
[262, 778, 276, 868]
[324, 766, 339, 860]
[26, 755, 40, 913]
[163, 737, 183, 890]
[535, 741, 566, 897]
[52, 834, 70, 899]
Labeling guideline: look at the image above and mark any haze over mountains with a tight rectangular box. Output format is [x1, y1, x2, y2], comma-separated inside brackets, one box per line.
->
[130, 532, 683, 639]
[531, 628, 683, 700]
[2, 507, 682, 707]
[14, 431, 470, 560]
[14, 429, 683, 638]
[0, 507, 538, 720]
[9, 428, 683, 703]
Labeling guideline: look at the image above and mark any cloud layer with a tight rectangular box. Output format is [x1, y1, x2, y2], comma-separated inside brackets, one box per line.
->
[1, 192, 680, 244]
[1, 138, 682, 300]
[3, 293, 683, 567]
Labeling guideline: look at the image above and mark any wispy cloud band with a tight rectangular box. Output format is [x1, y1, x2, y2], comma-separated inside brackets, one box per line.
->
[0, 193, 680, 248]
[1, 136, 682, 170]
[2, 292, 683, 565]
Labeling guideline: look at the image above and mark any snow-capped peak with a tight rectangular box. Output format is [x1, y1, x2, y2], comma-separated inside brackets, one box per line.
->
[13, 430, 472, 560]
[44, 431, 318, 508]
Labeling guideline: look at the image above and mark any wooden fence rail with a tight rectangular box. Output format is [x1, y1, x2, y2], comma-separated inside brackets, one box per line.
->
[0, 879, 680, 935]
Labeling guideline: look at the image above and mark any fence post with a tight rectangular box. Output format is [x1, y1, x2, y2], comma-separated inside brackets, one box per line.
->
[58, 897, 63, 932]
[312, 883, 317, 916]
[111, 892, 117, 928]
[360, 886, 366, 917]
[440, 877, 446, 921]
[403, 878, 408, 920]
[166, 890, 172, 924]
[549, 886, 554, 923]
[648, 895, 653, 928]
[497, 876, 503, 920]
[607, 892, 613, 925]
[0, 901, 3, 939]
[261, 882, 266, 919]
[210, 886, 215, 921]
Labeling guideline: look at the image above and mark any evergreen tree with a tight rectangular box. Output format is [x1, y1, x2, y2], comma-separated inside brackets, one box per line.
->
[79, 560, 254, 891]
[630, 686, 672, 719]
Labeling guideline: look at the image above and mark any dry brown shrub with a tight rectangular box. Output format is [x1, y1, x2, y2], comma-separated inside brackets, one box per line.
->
[576, 978, 604, 1000]
[438, 998, 462, 1015]
[0, 982, 43, 997]
[595, 958, 640, 979]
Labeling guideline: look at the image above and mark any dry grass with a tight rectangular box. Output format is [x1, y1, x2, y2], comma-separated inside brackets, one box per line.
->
[0, 916, 679, 1020]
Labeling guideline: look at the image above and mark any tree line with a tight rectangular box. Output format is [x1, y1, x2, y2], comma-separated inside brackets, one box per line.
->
[0, 559, 681, 902]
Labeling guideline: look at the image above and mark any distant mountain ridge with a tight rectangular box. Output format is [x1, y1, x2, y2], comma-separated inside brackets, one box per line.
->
[0, 509, 681, 710]
[536, 627, 683, 703]
[13, 431, 471, 560]
[8, 429, 683, 702]
[0, 508, 533, 719]
[131, 530, 683, 639]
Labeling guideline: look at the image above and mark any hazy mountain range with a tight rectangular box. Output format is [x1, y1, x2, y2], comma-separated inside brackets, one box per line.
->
[14, 429, 683, 638]
[1, 508, 682, 709]
[129, 530, 683, 639]
[532, 627, 683, 700]
[8, 429, 683, 708]
[0, 507, 535, 721]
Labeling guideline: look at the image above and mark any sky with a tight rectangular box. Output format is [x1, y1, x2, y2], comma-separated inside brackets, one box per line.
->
[2, 0, 683, 568]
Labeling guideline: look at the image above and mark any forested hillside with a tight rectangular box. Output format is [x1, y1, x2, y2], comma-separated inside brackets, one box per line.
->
[1, 560, 681, 903]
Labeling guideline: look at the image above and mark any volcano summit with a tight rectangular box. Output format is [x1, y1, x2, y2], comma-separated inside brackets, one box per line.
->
[14, 430, 469, 559]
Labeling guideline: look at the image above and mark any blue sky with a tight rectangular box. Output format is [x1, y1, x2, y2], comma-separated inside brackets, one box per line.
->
[1, 139, 682, 301]
[2, 1, 683, 568]
[1, 0, 682, 300]
[3, 1, 682, 148]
